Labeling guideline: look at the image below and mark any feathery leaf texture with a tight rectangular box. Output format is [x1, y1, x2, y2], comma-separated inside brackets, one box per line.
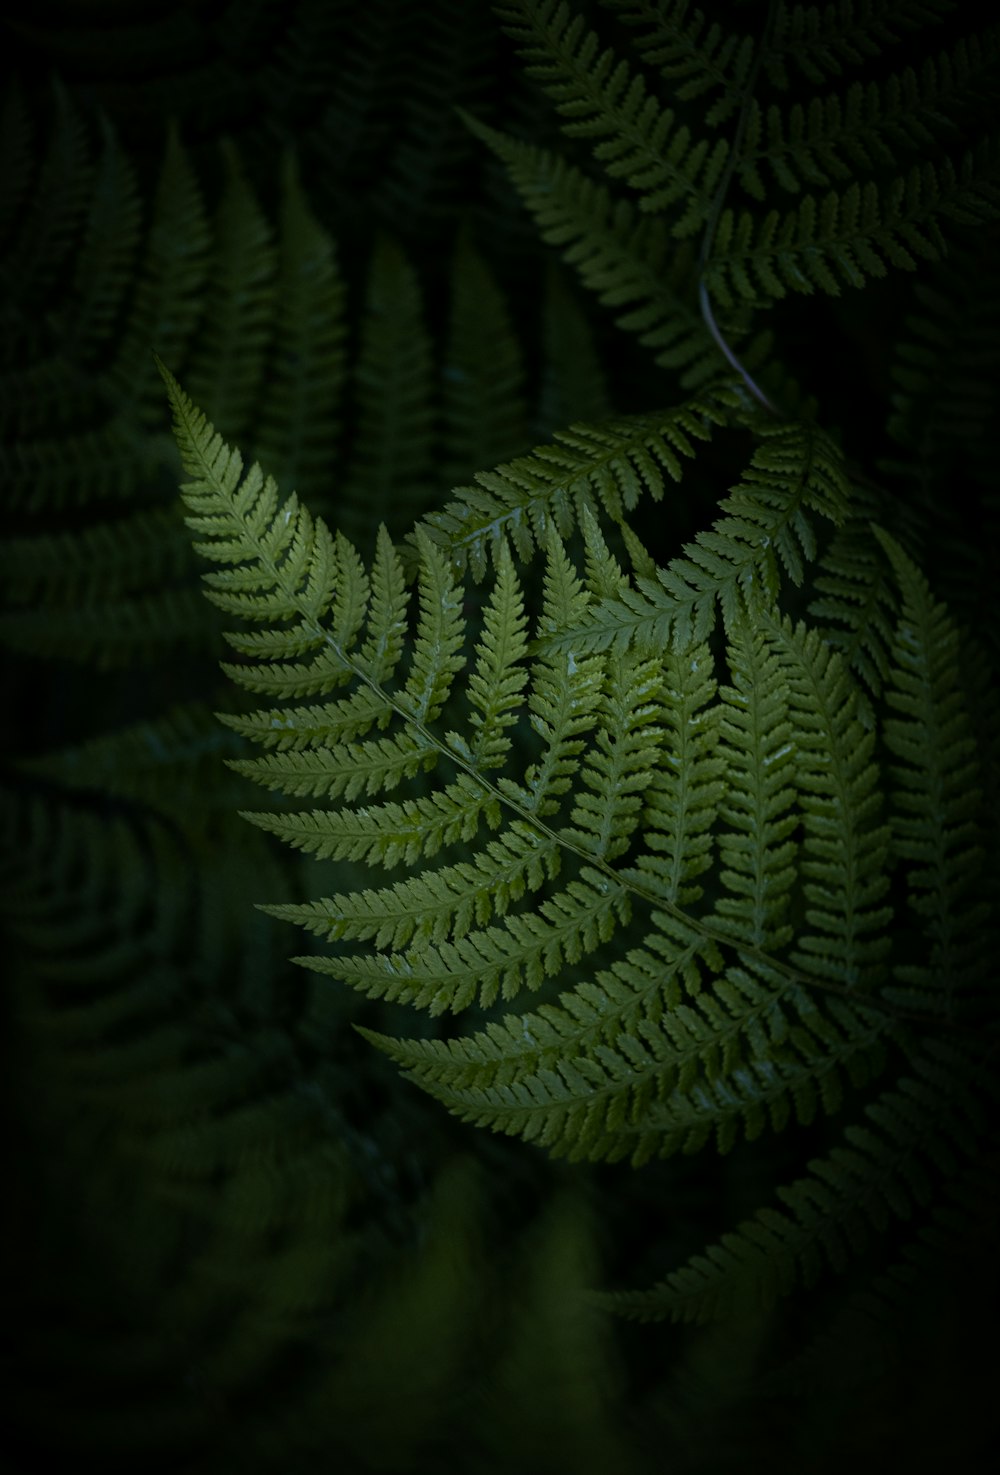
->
[601, 1, 755, 127]
[877, 530, 990, 1019]
[495, 0, 728, 233]
[461, 116, 728, 385]
[163, 369, 985, 1205]
[543, 420, 852, 653]
[738, 33, 1000, 199]
[610, 1038, 993, 1322]
[412, 393, 732, 578]
[764, 0, 955, 89]
[11, 4, 998, 1447]
[705, 149, 1000, 307]
[164, 343, 997, 1332]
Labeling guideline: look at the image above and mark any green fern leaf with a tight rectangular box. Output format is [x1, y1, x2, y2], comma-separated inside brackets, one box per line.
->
[765, 0, 954, 89]
[546, 420, 851, 653]
[443, 232, 530, 485]
[413, 393, 728, 577]
[706, 150, 1000, 307]
[250, 154, 347, 506]
[807, 510, 898, 712]
[185, 141, 277, 441]
[610, 1039, 988, 1322]
[877, 529, 989, 1018]
[712, 618, 799, 953]
[495, 0, 728, 233]
[339, 234, 434, 548]
[739, 35, 1000, 199]
[762, 609, 892, 988]
[108, 123, 211, 422]
[602, 0, 754, 126]
[461, 114, 729, 385]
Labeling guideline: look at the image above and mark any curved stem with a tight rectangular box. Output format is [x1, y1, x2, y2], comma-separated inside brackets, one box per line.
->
[698, 0, 781, 418]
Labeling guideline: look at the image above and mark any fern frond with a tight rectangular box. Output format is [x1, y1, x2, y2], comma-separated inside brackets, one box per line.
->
[773, 1149, 1000, 1391]
[620, 636, 723, 907]
[106, 123, 211, 423]
[705, 147, 1000, 307]
[807, 512, 898, 712]
[0, 506, 190, 606]
[465, 539, 532, 770]
[59, 114, 142, 361]
[601, 0, 754, 126]
[339, 234, 435, 549]
[620, 989, 889, 1156]
[740, 33, 1000, 199]
[462, 116, 726, 385]
[0, 82, 93, 334]
[442, 232, 529, 487]
[17, 704, 245, 824]
[184, 141, 276, 440]
[877, 531, 989, 1018]
[495, 0, 727, 233]
[359, 917, 722, 1160]
[1, 415, 169, 510]
[0, 586, 210, 668]
[765, 0, 953, 89]
[312, 865, 629, 1013]
[248, 154, 348, 507]
[413, 392, 728, 577]
[0, 501, 212, 667]
[712, 619, 799, 953]
[365, 946, 891, 1165]
[276, 0, 406, 214]
[272, 823, 563, 954]
[886, 230, 1000, 493]
[379, 0, 499, 232]
[547, 420, 851, 653]
[610, 1039, 987, 1322]
[762, 610, 892, 988]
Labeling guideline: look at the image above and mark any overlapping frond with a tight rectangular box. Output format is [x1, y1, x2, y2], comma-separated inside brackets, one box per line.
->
[610, 1039, 987, 1322]
[363, 946, 889, 1167]
[495, 0, 727, 233]
[739, 34, 1000, 199]
[705, 147, 1000, 307]
[163, 391, 918, 1183]
[442, 232, 529, 487]
[338, 235, 435, 549]
[762, 610, 892, 989]
[807, 511, 898, 712]
[877, 531, 989, 1019]
[413, 392, 730, 577]
[239, 153, 348, 507]
[545, 420, 852, 653]
[460, 116, 727, 386]
[601, 0, 754, 126]
[764, 0, 954, 89]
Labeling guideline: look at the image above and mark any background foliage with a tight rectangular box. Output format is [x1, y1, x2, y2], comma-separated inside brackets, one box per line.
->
[2, 2, 998, 1471]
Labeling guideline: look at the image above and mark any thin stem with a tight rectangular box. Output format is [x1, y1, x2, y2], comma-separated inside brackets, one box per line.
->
[698, 0, 781, 418]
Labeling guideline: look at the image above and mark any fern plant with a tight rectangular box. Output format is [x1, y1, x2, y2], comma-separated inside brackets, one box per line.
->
[155, 2, 999, 1388]
[6, 0, 1000, 1468]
